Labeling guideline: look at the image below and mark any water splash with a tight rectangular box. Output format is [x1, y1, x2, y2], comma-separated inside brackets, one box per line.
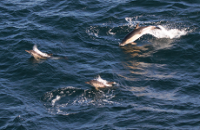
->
[42, 86, 119, 115]
[86, 26, 99, 37]
[149, 25, 188, 39]
[51, 95, 61, 106]
[108, 29, 116, 35]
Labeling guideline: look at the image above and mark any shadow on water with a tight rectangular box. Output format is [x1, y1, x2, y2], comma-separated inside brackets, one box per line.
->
[27, 57, 46, 64]
[113, 39, 179, 100]
[120, 37, 175, 58]
[116, 40, 172, 82]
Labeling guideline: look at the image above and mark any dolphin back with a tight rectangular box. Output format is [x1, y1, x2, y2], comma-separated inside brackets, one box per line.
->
[33, 45, 51, 58]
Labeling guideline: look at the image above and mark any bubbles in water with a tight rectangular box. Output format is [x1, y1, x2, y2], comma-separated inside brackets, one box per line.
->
[51, 95, 61, 106]
[86, 26, 99, 37]
[42, 86, 119, 115]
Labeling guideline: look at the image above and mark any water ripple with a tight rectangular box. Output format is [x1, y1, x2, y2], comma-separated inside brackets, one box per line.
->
[1, 0, 200, 129]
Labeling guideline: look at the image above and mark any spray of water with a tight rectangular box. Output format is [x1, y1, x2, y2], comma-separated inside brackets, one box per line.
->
[148, 25, 188, 39]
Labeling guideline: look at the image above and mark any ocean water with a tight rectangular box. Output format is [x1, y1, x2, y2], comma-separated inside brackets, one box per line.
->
[0, 0, 200, 129]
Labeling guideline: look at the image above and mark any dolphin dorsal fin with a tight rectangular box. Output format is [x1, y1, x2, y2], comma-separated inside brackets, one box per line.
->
[135, 23, 139, 29]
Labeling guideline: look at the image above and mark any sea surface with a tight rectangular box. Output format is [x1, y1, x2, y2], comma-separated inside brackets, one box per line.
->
[0, 0, 200, 129]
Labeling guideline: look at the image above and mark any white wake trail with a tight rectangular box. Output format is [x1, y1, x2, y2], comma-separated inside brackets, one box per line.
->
[148, 25, 187, 39]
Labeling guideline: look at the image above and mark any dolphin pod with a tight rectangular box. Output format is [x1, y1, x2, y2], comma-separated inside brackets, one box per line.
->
[26, 23, 161, 90]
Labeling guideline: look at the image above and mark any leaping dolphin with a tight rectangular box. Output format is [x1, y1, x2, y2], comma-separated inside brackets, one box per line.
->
[25, 45, 52, 60]
[119, 23, 161, 46]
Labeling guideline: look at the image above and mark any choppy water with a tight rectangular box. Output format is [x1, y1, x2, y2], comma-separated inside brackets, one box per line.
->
[1, 0, 200, 129]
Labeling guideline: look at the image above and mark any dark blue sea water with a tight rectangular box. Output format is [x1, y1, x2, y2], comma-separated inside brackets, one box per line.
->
[1, 0, 200, 129]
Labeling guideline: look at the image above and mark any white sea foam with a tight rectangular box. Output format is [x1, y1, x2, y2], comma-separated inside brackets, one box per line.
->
[86, 26, 99, 37]
[44, 86, 119, 115]
[108, 29, 116, 35]
[125, 16, 155, 27]
[148, 25, 188, 39]
[51, 95, 61, 106]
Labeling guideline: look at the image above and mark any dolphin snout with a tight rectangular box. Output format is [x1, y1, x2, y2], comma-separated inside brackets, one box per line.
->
[85, 81, 90, 84]
[119, 42, 125, 46]
[25, 50, 31, 53]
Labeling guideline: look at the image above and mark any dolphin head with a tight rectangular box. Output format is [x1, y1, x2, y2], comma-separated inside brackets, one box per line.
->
[119, 42, 126, 46]
[25, 50, 33, 54]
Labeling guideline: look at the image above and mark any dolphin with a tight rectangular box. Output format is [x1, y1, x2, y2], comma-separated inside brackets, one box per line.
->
[25, 45, 52, 60]
[119, 23, 161, 46]
[85, 75, 116, 90]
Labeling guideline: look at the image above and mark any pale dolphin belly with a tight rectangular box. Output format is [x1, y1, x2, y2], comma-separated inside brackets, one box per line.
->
[119, 25, 160, 46]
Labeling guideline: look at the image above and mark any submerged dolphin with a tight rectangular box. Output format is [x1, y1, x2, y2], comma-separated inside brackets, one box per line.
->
[25, 45, 52, 60]
[119, 23, 161, 46]
[85, 75, 116, 90]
